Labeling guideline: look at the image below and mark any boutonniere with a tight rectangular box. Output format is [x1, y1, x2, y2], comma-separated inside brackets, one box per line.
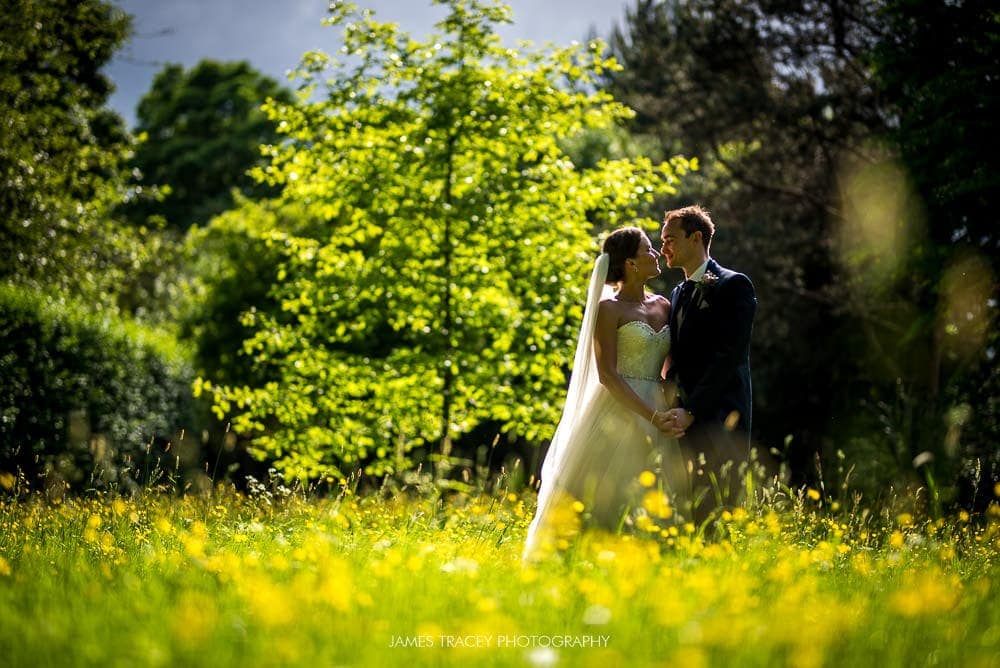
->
[694, 271, 719, 308]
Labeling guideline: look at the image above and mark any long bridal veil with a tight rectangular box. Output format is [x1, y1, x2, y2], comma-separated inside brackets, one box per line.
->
[524, 253, 614, 559]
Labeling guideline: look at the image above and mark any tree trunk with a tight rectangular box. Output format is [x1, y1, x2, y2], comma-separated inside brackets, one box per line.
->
[439, 132, 457, 461]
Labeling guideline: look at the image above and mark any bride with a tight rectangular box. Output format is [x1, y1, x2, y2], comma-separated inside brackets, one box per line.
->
[523, 226, 689, 561]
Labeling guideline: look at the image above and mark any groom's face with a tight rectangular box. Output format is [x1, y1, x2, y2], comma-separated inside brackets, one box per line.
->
[660, 219, 699, 270]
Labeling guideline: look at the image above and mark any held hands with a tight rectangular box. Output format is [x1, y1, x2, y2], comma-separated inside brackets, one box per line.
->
[651, 408, 693, 438]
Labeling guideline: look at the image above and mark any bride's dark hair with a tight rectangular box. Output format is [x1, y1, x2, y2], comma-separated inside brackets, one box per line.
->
[602, 226, 644, 283]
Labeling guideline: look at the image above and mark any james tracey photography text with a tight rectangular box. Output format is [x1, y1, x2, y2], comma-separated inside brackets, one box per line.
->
[389, 635, 611, 649]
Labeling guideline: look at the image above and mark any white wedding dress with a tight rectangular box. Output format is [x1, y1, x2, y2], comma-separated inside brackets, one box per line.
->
[524, 255, 687, 561]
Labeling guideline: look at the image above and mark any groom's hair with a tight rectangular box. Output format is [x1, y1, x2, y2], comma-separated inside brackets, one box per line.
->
[602, 226, 644, 283]
[664, 205, 715, 252]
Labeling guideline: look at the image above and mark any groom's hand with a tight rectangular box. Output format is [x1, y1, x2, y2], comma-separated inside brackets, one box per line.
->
[654, 409, 686, 438]
[662, 408, 694, 437]
[673, 408, 695, 430]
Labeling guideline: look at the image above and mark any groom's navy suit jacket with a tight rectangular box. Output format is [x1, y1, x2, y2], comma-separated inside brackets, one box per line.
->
[667, 258, 756, 442]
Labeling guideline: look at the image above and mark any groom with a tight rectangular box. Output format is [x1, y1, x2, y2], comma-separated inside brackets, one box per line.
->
[659, 205, 756, 520]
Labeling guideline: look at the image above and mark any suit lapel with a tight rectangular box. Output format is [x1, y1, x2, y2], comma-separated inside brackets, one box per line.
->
[669, 282, 682, 349]
[677, 295, 694, 335]
[675, 283, 697, 337]
[678, 259, 721, 337]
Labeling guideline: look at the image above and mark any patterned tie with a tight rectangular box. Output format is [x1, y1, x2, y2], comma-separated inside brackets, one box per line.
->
[676, 279, 696, 330]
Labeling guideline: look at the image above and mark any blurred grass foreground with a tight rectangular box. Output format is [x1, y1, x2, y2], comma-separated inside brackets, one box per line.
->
[1, 476, 999, 667]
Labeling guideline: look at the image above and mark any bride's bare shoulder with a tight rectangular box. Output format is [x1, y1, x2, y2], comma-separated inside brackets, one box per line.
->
[647, 293, 670, 309]
[646, 293, 671, 317]
[597, 297, 624, 321]
[598, 297, 620, 311]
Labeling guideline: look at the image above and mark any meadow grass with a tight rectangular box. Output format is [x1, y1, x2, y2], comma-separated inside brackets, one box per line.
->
[1, 474, 998, 667]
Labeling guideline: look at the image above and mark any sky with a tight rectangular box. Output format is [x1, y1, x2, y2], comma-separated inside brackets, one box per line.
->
[104, 0, 634, 128]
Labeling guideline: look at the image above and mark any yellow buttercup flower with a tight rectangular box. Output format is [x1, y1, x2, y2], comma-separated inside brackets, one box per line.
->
[171, 591, 218, 648]
[635, 515, 659, 533]
[83, 514, 101, 543]
[475, 596, 498, 613]
[889, 571, 961, 617]
[641, 491, 673, 519]
[638, 470, 656, 488]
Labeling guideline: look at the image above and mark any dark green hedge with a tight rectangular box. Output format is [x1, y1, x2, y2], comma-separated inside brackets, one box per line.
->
[0, 284, 199, 492]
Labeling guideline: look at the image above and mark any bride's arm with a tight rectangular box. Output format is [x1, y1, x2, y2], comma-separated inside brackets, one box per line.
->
[660, 298, 674, 380]
[594, 301, 660, 423]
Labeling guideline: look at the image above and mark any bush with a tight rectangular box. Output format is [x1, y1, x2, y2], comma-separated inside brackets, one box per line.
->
[0, 284, 200, 493]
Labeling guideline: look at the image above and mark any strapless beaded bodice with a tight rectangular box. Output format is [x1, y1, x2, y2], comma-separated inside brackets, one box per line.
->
[616, 320, 670, 381]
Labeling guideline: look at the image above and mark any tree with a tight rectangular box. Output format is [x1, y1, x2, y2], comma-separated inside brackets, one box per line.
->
[0, 0, 134, 300]
[125, 60, 294, 231]
[874, 0, 999, 249]
[200, 0, 691, 481]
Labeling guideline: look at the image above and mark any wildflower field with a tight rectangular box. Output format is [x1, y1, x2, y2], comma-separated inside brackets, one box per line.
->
[1, 475, 998, 668]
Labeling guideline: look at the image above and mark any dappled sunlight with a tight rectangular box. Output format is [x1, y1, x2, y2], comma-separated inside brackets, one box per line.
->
[938, 250, 996, 361]
[836, 154, 926, 288]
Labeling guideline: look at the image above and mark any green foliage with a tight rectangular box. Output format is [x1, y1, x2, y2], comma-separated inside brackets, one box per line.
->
[0, 284, 199, 491]
[0, 0, 134, 298]
[0, 0, 208, 492]
[180, 196, 327, 387]
[202, 0, 691, 481]
[558, 124, 666, 172]
[125, 60, 294, 231]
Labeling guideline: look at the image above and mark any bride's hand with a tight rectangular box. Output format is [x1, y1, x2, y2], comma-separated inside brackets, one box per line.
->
[652, 410, 685, 438]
